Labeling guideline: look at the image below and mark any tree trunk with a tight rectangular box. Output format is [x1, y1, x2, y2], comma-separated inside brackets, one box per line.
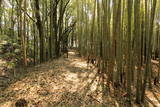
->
[34, 0, 45, 63]
[23, 0, 27, 66]
[127, 0, 133, 103]
[141, 0, 157, 102]
[0, 0, 2, 33]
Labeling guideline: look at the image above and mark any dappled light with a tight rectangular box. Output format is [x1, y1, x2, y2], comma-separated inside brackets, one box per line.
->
[1, 0, 160, 106]
[0, 51, 109, 106]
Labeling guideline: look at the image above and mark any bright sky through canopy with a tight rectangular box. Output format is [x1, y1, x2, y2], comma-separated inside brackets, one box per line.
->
[2, 0, 11, 8]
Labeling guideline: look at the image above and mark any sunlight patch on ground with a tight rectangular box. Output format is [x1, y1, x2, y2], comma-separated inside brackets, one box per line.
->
[68, 51, 76, 55]
[63, 72, 79, 82]
[146, 90, 160, 106]
[90, 80, 99, 92]
[70, 60, 87, 68]
[0, 101, 12, 107]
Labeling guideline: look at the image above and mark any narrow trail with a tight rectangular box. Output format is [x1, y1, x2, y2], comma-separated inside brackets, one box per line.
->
[0, 50, 160, 107]
[0, 50, 109, 107]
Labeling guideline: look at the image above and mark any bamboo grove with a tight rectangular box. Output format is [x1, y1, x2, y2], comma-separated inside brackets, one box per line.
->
[0, 0, 160, 105]
[76, 0, 160, 104]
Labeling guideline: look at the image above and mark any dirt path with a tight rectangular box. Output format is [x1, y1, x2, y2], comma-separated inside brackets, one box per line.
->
[0, 50, 160, 107]
[0, 50, 110, 107]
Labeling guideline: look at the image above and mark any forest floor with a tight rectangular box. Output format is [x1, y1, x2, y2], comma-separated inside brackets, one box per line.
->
[0, 50, 160, 107]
